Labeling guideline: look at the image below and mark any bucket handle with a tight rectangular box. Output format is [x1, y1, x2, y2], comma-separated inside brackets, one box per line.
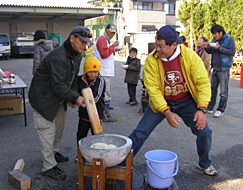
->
[146, 159, 179, 179]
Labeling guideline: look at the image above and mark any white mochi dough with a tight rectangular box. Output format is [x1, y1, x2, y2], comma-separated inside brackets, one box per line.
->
[90, 142, 118, 149]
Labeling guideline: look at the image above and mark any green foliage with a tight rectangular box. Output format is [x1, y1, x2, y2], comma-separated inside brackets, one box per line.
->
[178, 0, 190, 27]
[191, 0, 205, 49]
[91, 0, 120, 7]
[178, 0, 192, 47]
[178, 0, 243, 51]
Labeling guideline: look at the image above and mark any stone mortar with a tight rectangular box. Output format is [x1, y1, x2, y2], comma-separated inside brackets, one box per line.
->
[78, 134, 132, 167]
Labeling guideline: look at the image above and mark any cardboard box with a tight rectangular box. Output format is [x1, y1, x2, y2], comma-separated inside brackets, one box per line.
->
[0, 96, 23, 116]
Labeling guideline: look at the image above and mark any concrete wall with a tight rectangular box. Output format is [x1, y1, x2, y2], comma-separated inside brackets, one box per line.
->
[166, 15, 176, 26]
[0, 22, 10, 35]
[129, 10, 165, 23]
[53, 22, 82, 44]
[128, 33, 156, 57]
[16, 22, 46, 34]
[127, 10, 166, 33]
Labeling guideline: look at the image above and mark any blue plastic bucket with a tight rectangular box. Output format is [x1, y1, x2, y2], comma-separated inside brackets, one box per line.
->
[145, 150, 179, 189]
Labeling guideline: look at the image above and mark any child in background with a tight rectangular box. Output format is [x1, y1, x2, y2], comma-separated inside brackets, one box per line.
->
[76, 57, 105, 147]
[123, 47, 141, 106]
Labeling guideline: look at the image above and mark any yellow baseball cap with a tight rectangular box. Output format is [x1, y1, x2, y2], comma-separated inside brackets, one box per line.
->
[83, 57, 101, 75]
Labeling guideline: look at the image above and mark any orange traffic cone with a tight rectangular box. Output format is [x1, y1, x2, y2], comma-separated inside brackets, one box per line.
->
[240, 65, 243, 88]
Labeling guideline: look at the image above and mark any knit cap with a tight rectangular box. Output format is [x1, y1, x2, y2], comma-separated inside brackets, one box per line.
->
[83, 57, 101, 75]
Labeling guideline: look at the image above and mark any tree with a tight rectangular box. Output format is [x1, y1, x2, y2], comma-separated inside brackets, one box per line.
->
[201, 1, 213, 41]
[178, 0, 192, 48]
[90, 0, 121, 7]
[178, 0, 243, 51]
[190, 0, 206, 50]
[217, 0, 243, 51]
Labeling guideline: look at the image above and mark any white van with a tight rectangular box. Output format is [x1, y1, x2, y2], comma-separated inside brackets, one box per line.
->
[0, 33, 11, 60]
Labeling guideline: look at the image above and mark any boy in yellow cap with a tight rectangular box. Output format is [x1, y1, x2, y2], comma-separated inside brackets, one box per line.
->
[76, 57, 105, 151]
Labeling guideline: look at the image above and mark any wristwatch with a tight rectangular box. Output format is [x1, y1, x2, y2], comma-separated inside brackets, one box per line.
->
[198, 108, 206, 114]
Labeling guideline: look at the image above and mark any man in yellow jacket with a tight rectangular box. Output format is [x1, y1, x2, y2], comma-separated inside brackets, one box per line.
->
[127, 26, 217, 176]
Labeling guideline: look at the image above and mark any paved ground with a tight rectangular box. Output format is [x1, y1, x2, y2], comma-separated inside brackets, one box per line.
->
[0, 56, 243, 190]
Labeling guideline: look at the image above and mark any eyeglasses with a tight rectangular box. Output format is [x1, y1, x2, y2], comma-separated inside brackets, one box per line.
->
[80, 31, 92, 38]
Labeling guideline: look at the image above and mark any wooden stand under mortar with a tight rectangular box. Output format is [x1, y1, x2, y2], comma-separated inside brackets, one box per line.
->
[80, 88, 133, 189]
[77, 148, 133, 190]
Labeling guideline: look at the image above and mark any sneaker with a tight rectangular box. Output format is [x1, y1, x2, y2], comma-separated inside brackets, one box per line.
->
[141, 88, 146, 96]
[126, 101, 131, 104]
[206, 109, 213, 114]
[74, 157, 78, 162]
[55, 152, 69, 162]
[130, 101, 138, 106]
[43, 166, 67, 180]
[197, 164, 217, 176]
[213, 111, 224, 118]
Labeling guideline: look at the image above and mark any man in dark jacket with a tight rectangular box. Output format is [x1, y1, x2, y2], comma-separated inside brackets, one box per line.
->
[203, 24, 235, 118]
[28, 26, 92, 180]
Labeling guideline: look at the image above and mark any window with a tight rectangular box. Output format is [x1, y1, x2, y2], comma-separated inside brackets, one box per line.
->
[138, 2, 143, 10]
[134, 2, 137, 10]
[143, 2, 153, 10]
[169, 3, 175, 15]
[164, 3, 175, 15]
[0, 35, 9, 46]
[133, 1, 153, 10]
[142, 25, 157, 32]
[164, 3, 169, 14]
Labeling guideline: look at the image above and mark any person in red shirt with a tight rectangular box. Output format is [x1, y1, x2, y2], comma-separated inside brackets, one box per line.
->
[93, 24, 119, 122]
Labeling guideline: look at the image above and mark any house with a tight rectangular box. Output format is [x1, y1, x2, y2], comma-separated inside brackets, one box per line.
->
[117, 0, 177, 58]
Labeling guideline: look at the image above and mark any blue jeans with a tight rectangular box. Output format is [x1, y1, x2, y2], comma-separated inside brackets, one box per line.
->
[129, 97, 212, 168]
[208, 70, 229, 112]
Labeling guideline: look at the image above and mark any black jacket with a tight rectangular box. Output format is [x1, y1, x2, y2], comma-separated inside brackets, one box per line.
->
[78, 74, 105, 120]
[124, 57, 141, 85]
[28, 38, 81, 121]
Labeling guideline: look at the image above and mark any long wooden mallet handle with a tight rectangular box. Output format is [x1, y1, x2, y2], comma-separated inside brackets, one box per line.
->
[82, 87, 103, 135]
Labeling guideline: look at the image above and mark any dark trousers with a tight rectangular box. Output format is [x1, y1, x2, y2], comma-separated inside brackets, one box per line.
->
[77, 119, 94, 146]
[127, 83, 137, 102]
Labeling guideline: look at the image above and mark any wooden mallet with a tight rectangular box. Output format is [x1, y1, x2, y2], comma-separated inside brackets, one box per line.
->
[82, 87, 103, 135]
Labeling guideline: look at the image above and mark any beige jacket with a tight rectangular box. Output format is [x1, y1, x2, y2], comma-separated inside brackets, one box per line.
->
[200, 50, 211, 75]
